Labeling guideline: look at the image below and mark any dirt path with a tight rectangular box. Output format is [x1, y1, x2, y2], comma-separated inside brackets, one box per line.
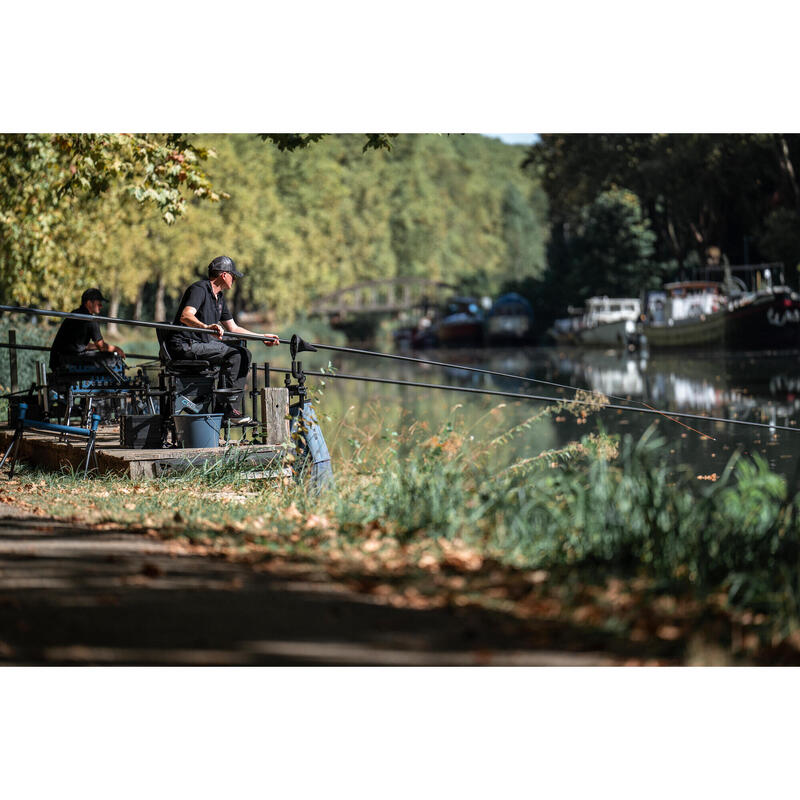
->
[0, 504, 631, 666]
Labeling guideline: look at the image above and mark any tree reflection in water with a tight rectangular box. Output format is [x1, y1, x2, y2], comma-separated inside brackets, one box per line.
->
[245, 346, 800, 489]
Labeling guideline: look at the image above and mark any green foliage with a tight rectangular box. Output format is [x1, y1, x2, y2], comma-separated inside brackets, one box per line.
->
[511, 133, 800, 331]
[525, 133, 800, 281]
[0, 133, 547, 330]
[502, 182, 547, 281]
[563, 188, 656, 299]
[259, 134, 397, 153]
[331, 415, 800, 633]
[503, 188, 658, 334]
[759, 208, 800, 273]
[0, 134, 223, 305]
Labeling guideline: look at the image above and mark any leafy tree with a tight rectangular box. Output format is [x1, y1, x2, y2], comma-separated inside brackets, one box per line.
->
[261, 134, 397, 153]
[759, 208, 800, 276]
[525, 134, 800, 273]
[566, 188, 657, 299]
[1, 133, 549, 330]
[0, 134, 222, 305]
[502, 182, 547, 281]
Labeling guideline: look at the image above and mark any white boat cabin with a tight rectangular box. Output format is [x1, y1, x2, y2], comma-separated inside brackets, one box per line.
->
[583, 296, 641, 326]
[661, 281, 723, 322]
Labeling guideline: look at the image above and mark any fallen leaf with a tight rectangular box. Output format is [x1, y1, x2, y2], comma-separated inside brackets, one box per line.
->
[657, 624, 682, 641]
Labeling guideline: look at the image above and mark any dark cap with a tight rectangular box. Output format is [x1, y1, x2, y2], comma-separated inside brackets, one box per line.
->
[81, 288, 109, 305]
[208, 255, 244, 279]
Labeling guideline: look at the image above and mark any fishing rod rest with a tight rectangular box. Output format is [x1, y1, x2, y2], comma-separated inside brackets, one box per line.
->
[285, 333, 318, 407]
[289, 334, 318, 361]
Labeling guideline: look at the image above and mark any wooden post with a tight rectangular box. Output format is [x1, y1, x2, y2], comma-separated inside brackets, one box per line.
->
[8, 329, 18, 393]
[260, 387, 289, 445]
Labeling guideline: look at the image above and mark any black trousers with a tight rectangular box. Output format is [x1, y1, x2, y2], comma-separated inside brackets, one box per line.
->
[169, 340, 251, 412]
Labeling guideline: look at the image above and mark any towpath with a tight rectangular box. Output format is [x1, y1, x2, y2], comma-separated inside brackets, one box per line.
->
[0, 504, 634, 666]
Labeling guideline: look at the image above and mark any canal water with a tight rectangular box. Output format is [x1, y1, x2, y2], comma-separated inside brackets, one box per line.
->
[269, 345, 800, 489]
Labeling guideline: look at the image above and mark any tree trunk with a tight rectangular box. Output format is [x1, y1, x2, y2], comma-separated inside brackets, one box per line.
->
[107, 293, 120, 336]
[154, 274, 166, 322]
[776, 134, 800, 212]
[134, 285, 144, 321]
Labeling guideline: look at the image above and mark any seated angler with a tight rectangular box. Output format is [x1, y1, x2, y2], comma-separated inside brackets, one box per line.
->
[166, 255, 280, 424]
[49, 288, 126, 371]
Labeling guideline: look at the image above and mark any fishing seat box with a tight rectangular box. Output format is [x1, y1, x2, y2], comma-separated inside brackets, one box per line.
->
[120, 414, 163, 449]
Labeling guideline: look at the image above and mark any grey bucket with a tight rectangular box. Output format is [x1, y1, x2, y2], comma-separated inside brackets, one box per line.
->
[173, 413, 223, 448]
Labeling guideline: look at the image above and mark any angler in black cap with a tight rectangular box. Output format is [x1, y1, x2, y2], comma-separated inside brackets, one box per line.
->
[166, 256, 280, 423]
[49, 288, 126, 371]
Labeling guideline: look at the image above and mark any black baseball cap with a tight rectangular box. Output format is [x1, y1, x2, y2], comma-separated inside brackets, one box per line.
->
[208, 255, 244, 278]
[81, 288, 109, 304]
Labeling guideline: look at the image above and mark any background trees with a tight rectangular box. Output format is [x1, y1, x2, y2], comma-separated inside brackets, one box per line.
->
[517, 134, 800, 334]
[0, 134, 548, 328]
[526, 134, 800, 271]
[0, 133, 222, 307]
[8, 132, 800, 344]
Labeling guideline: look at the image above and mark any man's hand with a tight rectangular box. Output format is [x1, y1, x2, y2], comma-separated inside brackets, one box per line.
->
[262, 333, 280, 347]
[114, 346, 126, 359]
[208, 323, 225, 340]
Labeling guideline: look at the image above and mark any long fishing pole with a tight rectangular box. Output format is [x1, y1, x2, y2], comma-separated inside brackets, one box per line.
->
[3, 304, 797, 434]
[0, 303, 694, 405]
[0, 304, 666, 395]
[0, 305, 275, 344]
[3, 304, 606, 400]
[266, 366, 800, 434]
[293, 335, 721, 437]
[0, 341, 157, 361]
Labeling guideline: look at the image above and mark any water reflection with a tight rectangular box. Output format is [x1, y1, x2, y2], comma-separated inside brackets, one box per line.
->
[544, 348, 800, 428]
[538, 347, 800, 487]
[254, 345, 800, 488]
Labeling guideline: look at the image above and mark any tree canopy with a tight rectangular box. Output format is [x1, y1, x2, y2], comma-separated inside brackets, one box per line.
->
[0, 133, 548, 326]
[514, 134, 800, 333]
[0, 134, 222, 306]
[525, 134, 800, 271]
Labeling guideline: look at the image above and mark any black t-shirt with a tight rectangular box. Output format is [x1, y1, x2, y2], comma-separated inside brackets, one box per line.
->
[49, 306, 103, 368]
[169, 279, 233, 347]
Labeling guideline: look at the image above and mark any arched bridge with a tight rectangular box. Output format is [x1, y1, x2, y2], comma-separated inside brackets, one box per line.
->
[310, 278, 458, 318]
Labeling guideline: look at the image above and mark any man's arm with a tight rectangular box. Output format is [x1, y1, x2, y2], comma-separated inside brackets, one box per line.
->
[221, 318, 280, 346]
[180, 305, 226, 340]
[87, 338, 126, 358]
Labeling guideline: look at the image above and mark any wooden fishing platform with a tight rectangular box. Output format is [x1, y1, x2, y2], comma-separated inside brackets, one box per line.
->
[0, 388, 292, 480]
[0, 425, 286, 479]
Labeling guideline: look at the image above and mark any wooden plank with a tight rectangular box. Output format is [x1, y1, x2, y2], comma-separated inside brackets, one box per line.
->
[0, 427, 282, 480]
[260, 387, 289, 446]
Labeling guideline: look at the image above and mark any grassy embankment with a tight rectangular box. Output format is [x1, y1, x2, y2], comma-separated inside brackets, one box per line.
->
[2, 383, 800, 664]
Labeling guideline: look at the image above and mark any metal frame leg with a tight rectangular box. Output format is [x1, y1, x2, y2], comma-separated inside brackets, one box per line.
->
[2, 402, 28, 479]
[0, 428, 23, 478]
[83, 414, 101, 478]
[59, 386, 73, 442]
[250, 362, 259, 425]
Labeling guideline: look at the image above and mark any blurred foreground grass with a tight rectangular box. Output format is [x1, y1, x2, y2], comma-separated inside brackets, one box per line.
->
[3, 395, 800, 663]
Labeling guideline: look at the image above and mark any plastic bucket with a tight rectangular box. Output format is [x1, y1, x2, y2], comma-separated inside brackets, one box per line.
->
[173, 413, 223, 448]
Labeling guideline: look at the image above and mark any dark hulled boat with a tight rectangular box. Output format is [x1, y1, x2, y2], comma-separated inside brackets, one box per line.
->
[640, 264, 800, 350]
[725, 286, 800, 348]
